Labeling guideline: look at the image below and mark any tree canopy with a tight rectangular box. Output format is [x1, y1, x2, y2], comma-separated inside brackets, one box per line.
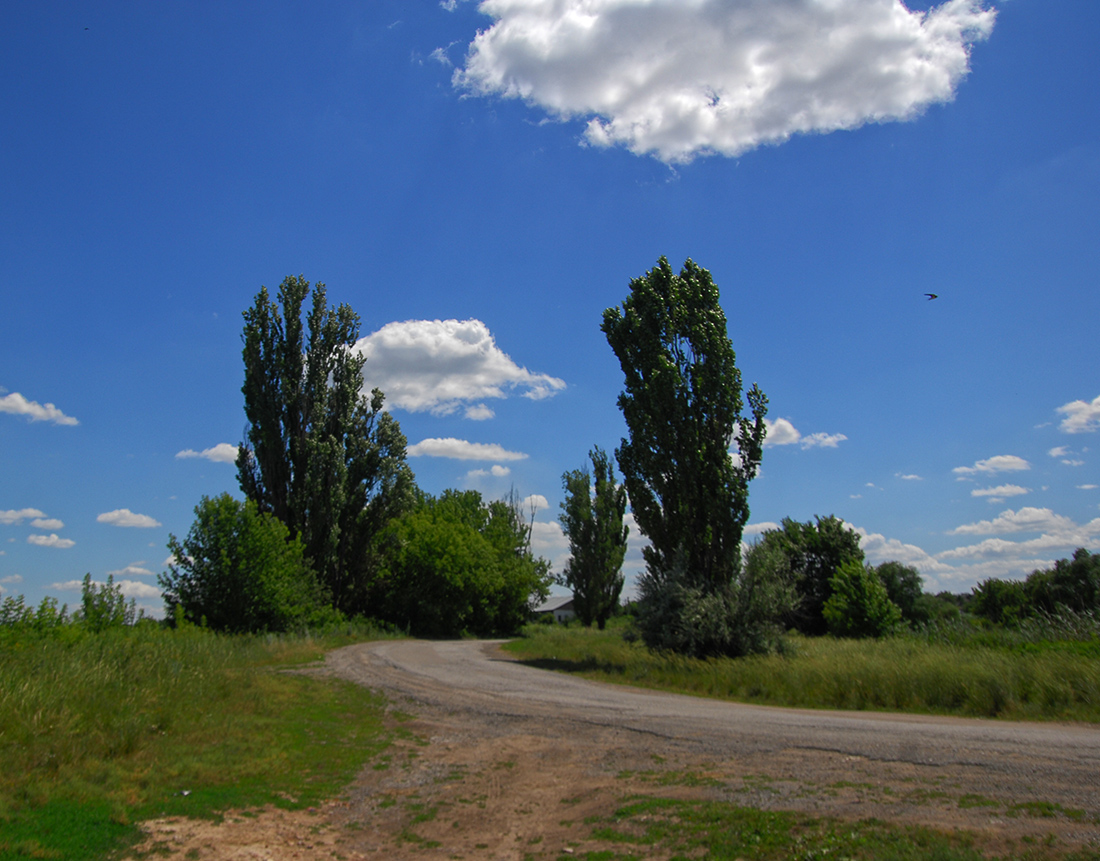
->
[236, 276, 415, 613]
[559, 446, 629, 630]
[601, 256, 768, 592]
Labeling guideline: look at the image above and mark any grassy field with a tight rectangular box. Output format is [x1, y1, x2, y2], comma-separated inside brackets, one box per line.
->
[504, 617, 1100, 721]
[0, 620, 397, 860]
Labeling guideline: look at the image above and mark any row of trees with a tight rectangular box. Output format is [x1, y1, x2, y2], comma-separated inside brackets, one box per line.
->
[160, 277, 550, 635]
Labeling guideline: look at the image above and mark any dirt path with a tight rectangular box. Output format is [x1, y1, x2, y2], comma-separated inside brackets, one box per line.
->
[133, 639, 1100, 859]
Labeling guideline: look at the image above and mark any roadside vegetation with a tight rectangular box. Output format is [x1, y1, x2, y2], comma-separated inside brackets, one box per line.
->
[0, 580, 396, 861]
[506, 607, 1100, 722]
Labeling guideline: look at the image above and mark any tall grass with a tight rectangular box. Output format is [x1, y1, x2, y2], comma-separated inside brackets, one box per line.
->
[504, 618, 1100, 721]
[0, 619, 397, 860]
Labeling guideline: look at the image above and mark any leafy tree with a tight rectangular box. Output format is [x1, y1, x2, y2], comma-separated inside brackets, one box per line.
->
[559, 447, 629, 630]
[1043, 548, 1100, 613]
[873, 561, 924, 625]
[823, 560, 903, 639]
[160, 494, 328, 633]
[236, 276, 415, 613]
[375, 490, 552, 637]
[602, 257, 768, 655]
[77, 574, 140, 632]
[971, 577, 1028, 626]
[754, 515, 864, 635]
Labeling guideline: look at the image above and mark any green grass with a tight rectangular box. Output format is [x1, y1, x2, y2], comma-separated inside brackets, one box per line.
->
[0, 620, 397, 860]
[504, 620, 1100, 721]
[570, 795, 1100, 861]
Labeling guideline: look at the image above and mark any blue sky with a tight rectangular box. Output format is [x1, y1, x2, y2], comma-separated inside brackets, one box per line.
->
[2, 0, 1098, 616]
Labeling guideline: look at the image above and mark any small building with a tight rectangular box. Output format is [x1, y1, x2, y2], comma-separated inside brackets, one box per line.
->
[533, 595, 576, 624]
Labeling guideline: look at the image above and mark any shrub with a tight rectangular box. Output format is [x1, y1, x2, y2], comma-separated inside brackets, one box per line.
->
[823, 560, 903, 639]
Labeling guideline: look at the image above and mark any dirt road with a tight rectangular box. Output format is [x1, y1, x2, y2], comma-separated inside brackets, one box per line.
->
[135, 638, 1100, 859]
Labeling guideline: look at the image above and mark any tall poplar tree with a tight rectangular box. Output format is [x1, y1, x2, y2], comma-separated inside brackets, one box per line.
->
[602, 257, 768, 591]
[559, 447, 628, 630]
[237, 275, 415, 613]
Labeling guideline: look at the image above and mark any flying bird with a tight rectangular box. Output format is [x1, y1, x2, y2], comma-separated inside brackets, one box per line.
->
[925, 293, 938, 300]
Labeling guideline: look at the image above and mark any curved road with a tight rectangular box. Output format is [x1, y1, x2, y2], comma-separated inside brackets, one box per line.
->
[327, 639, 1100, 820]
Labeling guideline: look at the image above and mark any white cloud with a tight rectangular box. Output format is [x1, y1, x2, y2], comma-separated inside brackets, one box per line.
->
[408, 437, 528, 461]
[468, 464, 513, 479]
[97, 509, 162, 528]
[1078, 484, 1099, 491]
[950, 507, 1079, 536]
[520, 494, 550, 513]
[455, 0, 995, 163]
[1057, 394, 1100, 434]
[107, 565, 155, 578]
[1063, 459, 1086, 467]
[116, 579, 162, 599]
[176, 443, 239, 464]
[970, 484, 1030, 502]
[852, 525, 951, 574]
[896, 473, 922, 481]
[952, 455, 1030, 477]
[28, 533, 75, 549]
[743, 521, 780, 537]
[801, 432, 847, 449]
[0, 390, 79, 425]
[762, 418, 845, 449]
[356, 319, 565, 415]
[50, 579, 86, 591]
[0, 508, 47, 525]
[1049, 446, 1071, 458]
[30, 518, 64, 530]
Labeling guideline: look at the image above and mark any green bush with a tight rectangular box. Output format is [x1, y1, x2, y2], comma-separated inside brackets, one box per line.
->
[159, 493, 333, 633]
[823, 560, 903, 639]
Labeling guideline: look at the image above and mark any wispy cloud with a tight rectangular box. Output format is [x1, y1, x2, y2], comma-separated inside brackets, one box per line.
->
[953, 455, 1030, 478]
[0, 508, 47, 525]
[0, 389, 79, 426]
[467, 464, 512, 479]
[455, 0, 995, 163]
[357, 319, 565, 416]
[176, 443, 239, 464]
[407, 437, 528, 461]
[97, 509, 162, 528]
[971, 484, 1030, 503]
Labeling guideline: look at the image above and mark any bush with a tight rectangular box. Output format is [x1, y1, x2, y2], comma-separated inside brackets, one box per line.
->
[823, 560, 903, 639]
[159, 493, 332, 633]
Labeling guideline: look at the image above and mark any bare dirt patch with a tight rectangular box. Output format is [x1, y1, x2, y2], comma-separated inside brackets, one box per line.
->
[130, 641, 1100, 860]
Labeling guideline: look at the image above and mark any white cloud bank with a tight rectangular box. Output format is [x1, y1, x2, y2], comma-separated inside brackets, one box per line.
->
[0, 389, 79, 425]
[455, 0, 995, 163]
[176, 443, 239, 464]
[356, 319, 565, 416]
[1058, 394, 1100, 434]
[953, 455, 1030, 477]
[28, 533, 75, 549]
[763, 418, 846, 449]
[407, 437, 529, 461]
[97, 509, 162, 528]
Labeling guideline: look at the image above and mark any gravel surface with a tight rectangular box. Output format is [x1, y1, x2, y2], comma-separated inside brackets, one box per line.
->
[131, 638, 1100, 860]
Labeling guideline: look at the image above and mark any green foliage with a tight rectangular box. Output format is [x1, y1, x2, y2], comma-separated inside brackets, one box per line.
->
[972, 577, 1029, 626]
[559, 446, 629, 630]
[873, 561, 924, 625]
[601, 256, 768, 594]
[506, 622, 1100, 721]
[236, 275, 415, 614]
[76, 573, 140, 632]
[376, 490, 552, 637]
[823, 560, 903, 639]
[752, 515, 864, 635]
[160, 493, 332, 633]
[972, 549, 1100, 627]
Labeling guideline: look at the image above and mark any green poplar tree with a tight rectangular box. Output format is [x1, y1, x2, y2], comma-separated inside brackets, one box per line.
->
[559, 446, 629, 630]
[236, 276, 415, 613]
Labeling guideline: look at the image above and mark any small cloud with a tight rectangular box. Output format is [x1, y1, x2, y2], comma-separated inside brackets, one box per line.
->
[0, 508, 47, 525]
[1063, 459, 1086, 467]
[491, 464, 511, 477]
[762, 418, 800, 447]
[464, 404, 495, 421]
[408, 437, 528, 461]
[971, 484, 1030, 503]
[949, 506, 1077, 536]
[1057, 394, 1100, 434]
[0, 390, 79, 425]
[895, 473, 922, 481]
[30, 518, 64, 530]
[116, 579, 161, 599]
[953, 455, 1030, 477]
[521, 494, 550, 513]
[850, 494, 863, 499]
[743, 522, 780, 536]
[28, 533, 75, 549]
[50, 579, 86, 591]
[0, 574, 23, 585]
[800, 432, 847, 449]
[107, 565, 155, 578]
[1078, 484, 1098, 491]
[1049, 446, 1071, 458]
[176, 443, 239, 464]
[97, 509, 162, 528]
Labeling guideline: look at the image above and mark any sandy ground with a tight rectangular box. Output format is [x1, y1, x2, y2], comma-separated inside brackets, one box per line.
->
[130, 639, 1100, 860]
